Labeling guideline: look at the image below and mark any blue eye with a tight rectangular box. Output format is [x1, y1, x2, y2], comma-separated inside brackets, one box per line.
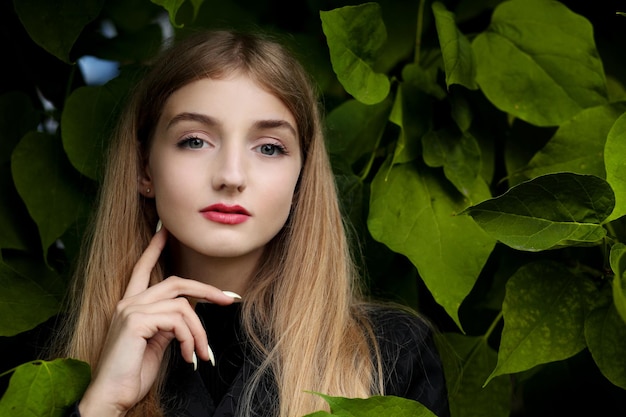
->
[178, 137, 206, 149]
[258, 143, 287, 156]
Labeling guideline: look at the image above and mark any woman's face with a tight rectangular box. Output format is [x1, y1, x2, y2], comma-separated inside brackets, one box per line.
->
[143, 73, 302, 263]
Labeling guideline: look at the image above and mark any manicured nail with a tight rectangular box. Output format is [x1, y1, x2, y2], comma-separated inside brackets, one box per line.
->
[222, 290, 242, 300]
[192, 351, 198, 371]
[208, 344, 215, 367]
[155, 219, 162, 233]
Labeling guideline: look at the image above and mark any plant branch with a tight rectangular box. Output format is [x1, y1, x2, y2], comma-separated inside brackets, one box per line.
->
[414, 0, 427, 64]
[358, 133, 384, 182]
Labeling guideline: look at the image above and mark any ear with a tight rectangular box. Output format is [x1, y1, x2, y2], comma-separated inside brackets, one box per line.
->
[138, 166, 154, 198]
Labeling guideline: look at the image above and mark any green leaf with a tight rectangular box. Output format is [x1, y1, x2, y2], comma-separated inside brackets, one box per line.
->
[521, 103, 626, 181]
[610, 243, 626, 325]
[472, 0, 607, 126]
[320, 3, 390, 105]
[439, 333, 510, 417]
[332, 157, 366, 236]
[0, 359, 91, 416]
[368, 159, 495, 328]
[463, 173, 614, 251]
[13, 0, 105, 63]
[585, 304, 626, 389]
[0, 92, 39, 166]
[325, 98, 392, 165]
[11, 132, 92, 257]
[0, 164, 33, 251]
[422, 128, 481, 197]
[61, 81, 128, 181]
[305, 393, 436, 417]
[389, 83, 431, 165]
[487, 261, 593, 383]
[401, 63, 446, 101]
[449, 91, 473, 133]
[605, 112, 626, 221]
[431, 2, 478, 90]
[0, 255, 63, 336]
[151, 0, 204, 28]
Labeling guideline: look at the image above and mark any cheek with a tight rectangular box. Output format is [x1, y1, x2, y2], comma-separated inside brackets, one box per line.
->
[151, 161, 200, 209]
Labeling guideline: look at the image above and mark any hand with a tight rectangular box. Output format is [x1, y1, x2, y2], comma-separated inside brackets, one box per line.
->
[78, 225, 237, 417]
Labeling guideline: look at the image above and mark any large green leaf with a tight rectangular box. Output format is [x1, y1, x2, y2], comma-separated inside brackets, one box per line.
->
[303, 393, 436, 417]
[422, 128, 481, 198]
[463, 173, 614, 251]
[0, 359, 90, 416]
[610, 243, 626, 325]
[11, 132, 92, 257]
[521, 103, 626, 181]
[0, 164, 34, 251]
[605, 112, 626, 221]
[325, 98, 392, 165]
[13, 0, 105, 63]
[0, 255, 63, 336]
[320, 3, 390, 105]
[61, 81, 128, 181]
[0, 92, 38, 166]
[472, 0, 607, 126]
[486, 261, 593, 383]
[585, 304, 626, 389]
[439, 333, 510, 417]
[368, 159, 495, 328]
[432, 2, 478, 90]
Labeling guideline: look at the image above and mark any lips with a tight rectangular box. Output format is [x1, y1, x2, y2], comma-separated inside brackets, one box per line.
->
[200, 203, 250, 225]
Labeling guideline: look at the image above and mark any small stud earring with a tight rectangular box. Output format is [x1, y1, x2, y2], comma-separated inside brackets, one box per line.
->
[146, 188, 151, 194]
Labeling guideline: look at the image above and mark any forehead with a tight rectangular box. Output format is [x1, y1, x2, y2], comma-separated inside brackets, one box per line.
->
[161, 74, 296, 126]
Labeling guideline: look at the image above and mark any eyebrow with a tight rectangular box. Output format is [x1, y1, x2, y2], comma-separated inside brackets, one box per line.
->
[167, 112, 297, 138]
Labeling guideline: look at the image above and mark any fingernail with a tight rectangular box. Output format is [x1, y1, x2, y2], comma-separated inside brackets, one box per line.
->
[208, 344, 215, 367]
[222, 290, 242, 300]
[155, 219, 162, 233]
[192, 351, 198, 371]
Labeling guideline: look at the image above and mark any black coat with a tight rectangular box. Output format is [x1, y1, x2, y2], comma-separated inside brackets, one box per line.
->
[162, 304, 450, 417]
[69, 304, 450, 417]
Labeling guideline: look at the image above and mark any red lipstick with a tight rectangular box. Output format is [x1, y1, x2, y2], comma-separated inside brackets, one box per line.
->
[200, 203, 250, 225]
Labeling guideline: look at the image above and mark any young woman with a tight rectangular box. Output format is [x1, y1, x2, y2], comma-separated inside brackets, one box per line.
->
[52, 29, 449, 417]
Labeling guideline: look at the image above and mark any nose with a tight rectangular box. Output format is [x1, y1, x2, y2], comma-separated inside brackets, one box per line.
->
[211, 142, 247, 193]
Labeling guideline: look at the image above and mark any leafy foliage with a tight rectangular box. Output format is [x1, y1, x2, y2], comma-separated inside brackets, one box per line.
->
[1, 0, 625, 415]
[303, 393, 437, 417]
[0, 359, 90, 416]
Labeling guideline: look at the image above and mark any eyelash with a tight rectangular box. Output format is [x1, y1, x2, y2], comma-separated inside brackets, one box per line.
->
[176, 136, 289, 156]
[259, 142, 288, 156]
[177, 136, 207, 149]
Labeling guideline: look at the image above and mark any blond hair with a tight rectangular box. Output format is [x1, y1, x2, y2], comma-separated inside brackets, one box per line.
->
[52, 30, 382, 417]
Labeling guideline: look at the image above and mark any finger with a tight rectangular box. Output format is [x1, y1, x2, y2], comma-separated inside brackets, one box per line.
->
[132, 276, 239, 306]
[118, 297, 208, 365]
[124, 225, 168, 298]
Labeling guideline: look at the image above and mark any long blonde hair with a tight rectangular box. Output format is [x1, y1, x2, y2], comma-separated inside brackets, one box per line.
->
[53, 29, 382, 417]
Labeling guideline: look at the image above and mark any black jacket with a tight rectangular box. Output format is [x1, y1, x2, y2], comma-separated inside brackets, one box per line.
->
[162, 304, 449, 417]
[69, 304, 449, 417]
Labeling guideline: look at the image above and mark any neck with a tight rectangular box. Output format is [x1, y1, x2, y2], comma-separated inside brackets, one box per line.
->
[167, 240, 261, 295]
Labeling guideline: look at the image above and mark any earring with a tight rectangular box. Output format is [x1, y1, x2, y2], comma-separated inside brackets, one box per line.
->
[146, 188, 151, 194]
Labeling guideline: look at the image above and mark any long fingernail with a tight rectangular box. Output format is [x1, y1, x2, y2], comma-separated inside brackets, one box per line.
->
[192, 351, 198, 371]
[222, 290, 242, 300]
[155, 219, 162, 233]
[208, 344, 215, 367]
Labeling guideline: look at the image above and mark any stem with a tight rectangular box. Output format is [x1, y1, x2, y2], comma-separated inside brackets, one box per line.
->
[605, 222, 618, 240]
[464, 311, 503, 365]
[358, 134, 383, 182]
[483, 311, 504, 342]
[414, 0, 427, 64]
